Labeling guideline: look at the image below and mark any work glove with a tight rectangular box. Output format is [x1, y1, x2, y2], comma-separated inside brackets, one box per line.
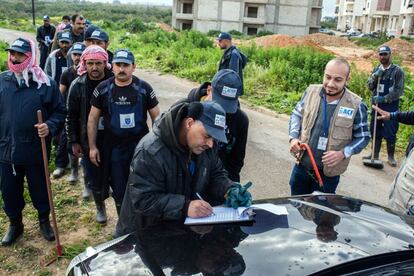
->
[373, 95, 386, 104]
[224, 182, 253, 209]
[372, 68, 384, 80]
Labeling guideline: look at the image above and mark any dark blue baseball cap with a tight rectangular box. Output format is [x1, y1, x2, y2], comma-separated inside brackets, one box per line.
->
[71, 42, 86, 54]
[6, 38, 31, 54]
[112, 49, 135, 64]
[211, 69, 242, 114]
[216, 32, 232, 41]
[87, 29, 109, 42]
[378, 45, 391, 54]
[198, 101, 227, 143]
[84, 25, 99, 40]
[58, 31, 73, 43]
[43, 15, 50, 21]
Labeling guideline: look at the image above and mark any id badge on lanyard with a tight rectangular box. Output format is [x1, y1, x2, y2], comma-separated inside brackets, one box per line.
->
[318, 96, 329, 151]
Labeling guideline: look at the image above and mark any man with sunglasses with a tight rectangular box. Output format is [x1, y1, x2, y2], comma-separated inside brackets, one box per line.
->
[66, 45, 113, 223]
[88, 49, 160, 215]
[365, 45, 405, 167]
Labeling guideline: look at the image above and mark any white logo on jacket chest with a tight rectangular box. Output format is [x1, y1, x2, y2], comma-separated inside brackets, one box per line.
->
[338, 107, 354, 119]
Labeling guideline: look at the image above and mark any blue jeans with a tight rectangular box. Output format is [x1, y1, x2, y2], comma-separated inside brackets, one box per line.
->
[0, 163, 50, 219]
[289, 164, 340, 195]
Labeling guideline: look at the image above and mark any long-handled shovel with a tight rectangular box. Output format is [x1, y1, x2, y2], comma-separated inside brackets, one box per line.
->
[37, 110, 63, 265]
[363, 76, 384, 169]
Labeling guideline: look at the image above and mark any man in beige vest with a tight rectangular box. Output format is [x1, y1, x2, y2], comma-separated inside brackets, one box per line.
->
[289, 58, 370, 195]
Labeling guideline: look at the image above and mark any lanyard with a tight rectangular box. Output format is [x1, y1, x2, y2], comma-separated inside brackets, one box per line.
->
[323, 95, 329, 137]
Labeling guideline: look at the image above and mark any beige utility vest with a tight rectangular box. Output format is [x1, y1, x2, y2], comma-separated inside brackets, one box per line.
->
[300, 85, 362, 177]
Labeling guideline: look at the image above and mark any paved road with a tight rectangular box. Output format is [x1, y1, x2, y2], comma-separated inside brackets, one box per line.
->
[0, 28, 400, 206]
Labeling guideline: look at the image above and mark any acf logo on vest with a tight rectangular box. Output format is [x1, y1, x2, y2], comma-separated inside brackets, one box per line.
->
[338, 107, 354, 119]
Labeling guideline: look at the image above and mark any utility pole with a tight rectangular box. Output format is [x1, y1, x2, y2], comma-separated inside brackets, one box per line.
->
[32, 0, 35, 26]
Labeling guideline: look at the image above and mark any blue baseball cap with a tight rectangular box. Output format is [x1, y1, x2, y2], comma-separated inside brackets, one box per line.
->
[216, 32, 232, 41]
[211, 69, 242, 114]
[84, 25, 99, 40]
[58, 31, 73, 43]
[378, 45, 391, 54]
[6, 38, 31, 54]
[43, 15, 50, 21]
[112, 49, 135, 64]
[71, 42, 86, 54]
[87, 29, 109, 42]
[198, 101, 227, 143]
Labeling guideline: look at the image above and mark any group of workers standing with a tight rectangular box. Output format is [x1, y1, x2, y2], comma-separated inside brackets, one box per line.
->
[0, 13, 412, 247]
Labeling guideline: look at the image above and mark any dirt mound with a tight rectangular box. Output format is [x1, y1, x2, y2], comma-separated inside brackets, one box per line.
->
[362, 38, 414, 62]
[298, 33, 358, 48]
[156, 23, 176, 33]
[242, 34, 335, 54]
[248, 34, 302, 48]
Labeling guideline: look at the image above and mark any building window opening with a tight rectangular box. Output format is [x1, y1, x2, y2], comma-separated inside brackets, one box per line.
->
[182, 22, 192, 30]
[247, 27, 258, 35]
[247, 6, 258, 18]
[183, 3, 193, 14]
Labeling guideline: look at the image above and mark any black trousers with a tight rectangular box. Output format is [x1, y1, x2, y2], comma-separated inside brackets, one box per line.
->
[0, 163, 50, 219]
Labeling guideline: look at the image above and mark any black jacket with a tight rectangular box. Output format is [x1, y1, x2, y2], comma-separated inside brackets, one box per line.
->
[187, 85, 249, 182]
[116, 102, 234, 235]
[0, 72, 66, 164]
[393, 110, 414, 156]
[36, 25, 56, 49]
[218, 45, 248, 95]
[66, 70, 112, 153]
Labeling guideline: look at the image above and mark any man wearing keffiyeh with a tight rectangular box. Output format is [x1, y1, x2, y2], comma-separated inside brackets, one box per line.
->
[0, 37, 66, 246]
[66, 45, 113, 224]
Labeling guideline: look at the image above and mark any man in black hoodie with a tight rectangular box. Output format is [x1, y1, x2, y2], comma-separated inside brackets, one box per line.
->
[115, 101, 251, 235]
[216, 32, 248, 95]
[187, 69, 249, 182]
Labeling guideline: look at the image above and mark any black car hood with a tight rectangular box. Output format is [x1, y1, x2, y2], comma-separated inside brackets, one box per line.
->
[66, 194, 414, 276]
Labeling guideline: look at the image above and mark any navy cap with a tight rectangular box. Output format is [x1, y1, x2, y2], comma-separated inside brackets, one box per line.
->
[198, 101, 227, 143]
[43, 15, 50, 21]
[216, 32, 232, 41]
[58, 31, 73, 43]
[84, 25, 99, 40]
[6, 38, 31, 54]
[71, 42, 86, 54]
[112, 49, 135, 64]
[87, 29, 109, 42]
[378, 45, 391, 54]
[211, 69, 242, 114]
[85, 19, 92, 25]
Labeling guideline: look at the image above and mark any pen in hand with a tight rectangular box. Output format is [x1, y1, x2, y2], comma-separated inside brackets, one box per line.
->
[196, 192, 216, 216]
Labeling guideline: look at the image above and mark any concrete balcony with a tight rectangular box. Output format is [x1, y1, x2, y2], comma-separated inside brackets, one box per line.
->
[175, 12, 194, 20]
[243, 17, 266, 24]
[244, 0, 267, 3]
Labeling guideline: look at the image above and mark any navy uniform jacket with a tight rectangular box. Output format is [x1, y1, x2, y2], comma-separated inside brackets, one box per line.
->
[0, 71, 66, 165]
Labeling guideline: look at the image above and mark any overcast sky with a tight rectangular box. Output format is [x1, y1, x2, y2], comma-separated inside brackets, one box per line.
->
[87, 0, 336, 17]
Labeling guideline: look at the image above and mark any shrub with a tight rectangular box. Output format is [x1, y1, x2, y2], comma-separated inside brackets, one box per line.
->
[256, 30, 273, 37]
[207, 30, 221, 37]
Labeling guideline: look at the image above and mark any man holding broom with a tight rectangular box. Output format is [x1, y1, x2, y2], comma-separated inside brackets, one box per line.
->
[0, 38, 66, 246]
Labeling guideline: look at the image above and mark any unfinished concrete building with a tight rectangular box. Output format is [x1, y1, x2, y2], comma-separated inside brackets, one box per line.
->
[172, 0, 323, 36]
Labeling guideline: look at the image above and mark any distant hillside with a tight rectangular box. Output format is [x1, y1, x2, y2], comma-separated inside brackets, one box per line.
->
[0, 0, 172, 24]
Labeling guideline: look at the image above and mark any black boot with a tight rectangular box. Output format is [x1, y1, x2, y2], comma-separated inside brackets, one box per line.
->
[1, 215, 23, 246]
[93, 192, 107, 224]
[39, 212, 55, 242]
[373, 139, 382, 159]
[387, 141, 397, 167]
[115, 203, 122, 217]
[364, 139, 382, 159]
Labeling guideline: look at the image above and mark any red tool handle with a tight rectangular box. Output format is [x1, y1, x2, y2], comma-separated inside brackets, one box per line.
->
[298, 143, 324, 188]
[37, 110, 62, 257]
